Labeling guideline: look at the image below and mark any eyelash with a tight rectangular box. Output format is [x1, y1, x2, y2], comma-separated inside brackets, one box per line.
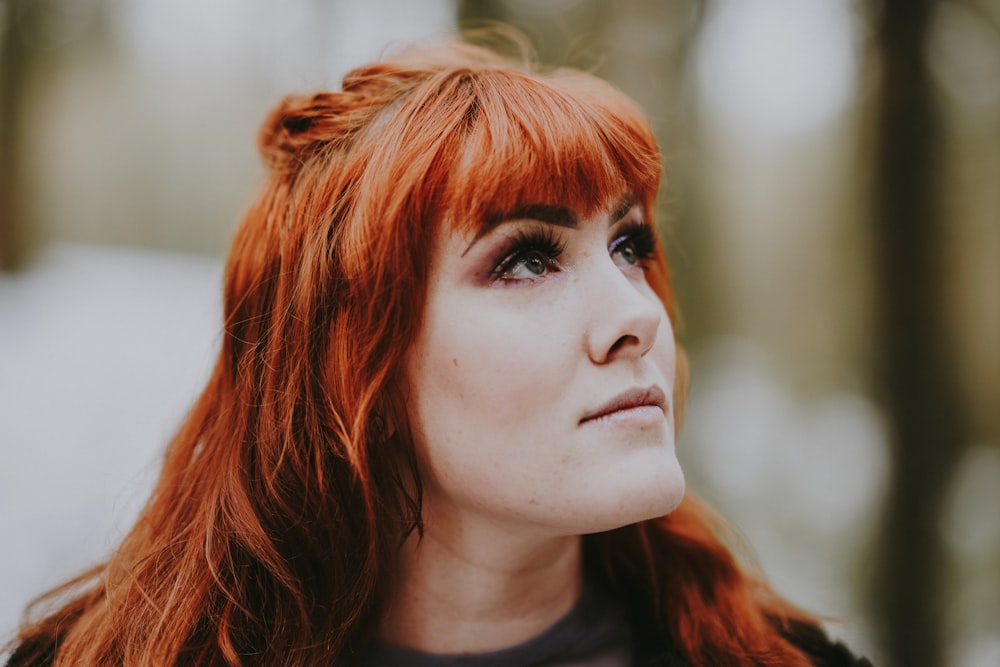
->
[491, 227, 566, 282]
[489, 220, 658, 283]
[610, 221, 658, 268]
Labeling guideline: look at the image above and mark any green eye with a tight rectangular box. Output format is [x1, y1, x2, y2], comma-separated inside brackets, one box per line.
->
[503, 251, 549, 279]
[609, 223, 656, 269]
[523, 253, 547, 275]
[493, 229, 566, 283]
[613, 241, 639, 266]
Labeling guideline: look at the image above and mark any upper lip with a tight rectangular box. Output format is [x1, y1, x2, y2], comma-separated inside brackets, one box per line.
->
[580, 385, 667, 423]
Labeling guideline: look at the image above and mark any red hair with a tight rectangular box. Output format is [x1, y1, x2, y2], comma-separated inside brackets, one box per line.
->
[8, 41, 818, 666]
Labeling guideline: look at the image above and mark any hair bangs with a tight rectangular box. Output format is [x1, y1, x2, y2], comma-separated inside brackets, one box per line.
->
[442, 69, 662, 235]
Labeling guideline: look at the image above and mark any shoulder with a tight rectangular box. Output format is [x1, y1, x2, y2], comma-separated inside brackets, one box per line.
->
[631, 619, 874, 667]
[783, 620, 874, 667]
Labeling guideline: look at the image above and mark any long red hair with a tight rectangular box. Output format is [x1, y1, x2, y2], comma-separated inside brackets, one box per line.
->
[8, 41, 818, 666]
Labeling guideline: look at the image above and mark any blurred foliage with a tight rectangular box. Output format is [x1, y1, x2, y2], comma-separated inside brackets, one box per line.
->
[1, 1, 998, 664]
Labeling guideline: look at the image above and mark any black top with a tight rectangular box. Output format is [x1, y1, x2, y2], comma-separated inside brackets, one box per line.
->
[6, 590, 872, 667]
[778, 620, 874, 667]
[364, 584, 633, 667]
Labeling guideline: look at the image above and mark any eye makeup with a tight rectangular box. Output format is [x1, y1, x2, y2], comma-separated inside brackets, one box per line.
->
[471, 201, 656, 285]
[609, 219, 657, 269]
[488, 225, 566, 284]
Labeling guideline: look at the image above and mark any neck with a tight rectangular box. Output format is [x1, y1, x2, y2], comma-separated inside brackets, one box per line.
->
[379, 508, 583, 654]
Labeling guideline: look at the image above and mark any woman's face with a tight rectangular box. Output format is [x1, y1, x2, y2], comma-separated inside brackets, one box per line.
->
[403, 196, 684, 537]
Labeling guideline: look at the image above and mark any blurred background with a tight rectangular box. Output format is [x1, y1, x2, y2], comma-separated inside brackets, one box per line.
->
[0, 1, 997, 665]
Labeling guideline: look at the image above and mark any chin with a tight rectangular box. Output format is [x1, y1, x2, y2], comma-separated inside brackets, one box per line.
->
[625, 448, 686, 514]
[628, 470, 686, 523]
[575, 463, 686, 535]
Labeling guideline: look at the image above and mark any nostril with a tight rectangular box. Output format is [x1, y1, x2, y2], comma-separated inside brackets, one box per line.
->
[608, 334, 640, 357]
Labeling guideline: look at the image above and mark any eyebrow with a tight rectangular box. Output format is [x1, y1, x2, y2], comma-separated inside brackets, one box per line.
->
[609, 196, 636, 224]
[484, 204, 579, 230]
[462, 196, 637, 257]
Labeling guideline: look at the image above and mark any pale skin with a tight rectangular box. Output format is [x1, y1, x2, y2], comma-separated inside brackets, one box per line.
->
[381, 196, 685, 653]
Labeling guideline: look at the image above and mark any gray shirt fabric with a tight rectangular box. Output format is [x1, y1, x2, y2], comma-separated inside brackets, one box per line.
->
[364, 585, 632, 667]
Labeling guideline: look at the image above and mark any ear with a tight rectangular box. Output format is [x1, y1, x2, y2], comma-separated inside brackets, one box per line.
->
[673, 344, 690, 438]
[376, 389, 409, 443]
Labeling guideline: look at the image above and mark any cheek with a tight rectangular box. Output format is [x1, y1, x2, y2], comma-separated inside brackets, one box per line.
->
[410, 292, 571, 414]
[649, 309, 677, 382]
[403, 297, 573, 488]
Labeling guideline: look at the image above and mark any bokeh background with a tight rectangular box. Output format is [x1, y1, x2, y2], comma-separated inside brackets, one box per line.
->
[1, 1, 997, 666]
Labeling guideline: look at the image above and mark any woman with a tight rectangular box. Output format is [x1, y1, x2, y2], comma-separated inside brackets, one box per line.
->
[5, 40, 870, 666]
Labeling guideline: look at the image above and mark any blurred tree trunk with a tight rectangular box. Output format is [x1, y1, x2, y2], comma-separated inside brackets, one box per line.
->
[0, 0, 33, 270]
[457, 0, 607, 67]
[871, 1, 968, 666]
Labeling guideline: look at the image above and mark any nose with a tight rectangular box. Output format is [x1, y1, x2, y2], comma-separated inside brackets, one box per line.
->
[584, 261, 663, 365]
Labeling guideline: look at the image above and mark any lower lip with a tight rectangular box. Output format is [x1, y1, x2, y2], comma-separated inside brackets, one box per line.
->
[582, 405, 665, 426]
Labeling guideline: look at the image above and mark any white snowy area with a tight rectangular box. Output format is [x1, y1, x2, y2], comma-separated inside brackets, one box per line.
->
[0, 244, 223, 642]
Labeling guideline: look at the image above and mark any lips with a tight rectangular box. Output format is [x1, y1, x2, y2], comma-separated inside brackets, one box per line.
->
[580, 385, 667, 424]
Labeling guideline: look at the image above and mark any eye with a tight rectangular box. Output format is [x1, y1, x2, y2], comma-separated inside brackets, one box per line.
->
[503, 250, 551, 279]
[491, 228, 565, 283]
[612, 239, 640, 266]
[609, 222, 656, 269]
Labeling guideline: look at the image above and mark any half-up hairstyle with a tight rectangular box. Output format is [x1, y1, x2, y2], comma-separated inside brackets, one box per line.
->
[8, 40, 820, 666]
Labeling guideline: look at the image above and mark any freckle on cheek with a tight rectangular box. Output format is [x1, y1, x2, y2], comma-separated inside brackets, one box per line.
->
[452, 358, 458, 366]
